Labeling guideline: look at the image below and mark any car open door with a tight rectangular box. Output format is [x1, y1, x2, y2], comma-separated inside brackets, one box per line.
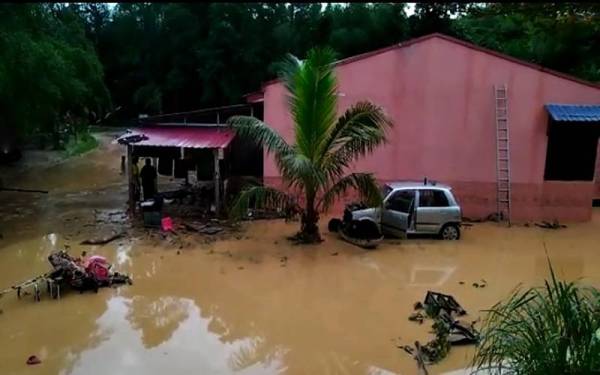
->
[381, 189, 415, 237]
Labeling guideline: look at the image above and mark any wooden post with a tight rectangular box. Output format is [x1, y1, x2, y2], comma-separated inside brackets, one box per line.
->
[153, 157, 158, 193]
[213, 148, 220, 214]
[127, 144, 134, 214]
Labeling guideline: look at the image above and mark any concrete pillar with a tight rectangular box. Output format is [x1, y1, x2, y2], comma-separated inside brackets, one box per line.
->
[214, 148, 220, 214]
[127, 144, 134, 213]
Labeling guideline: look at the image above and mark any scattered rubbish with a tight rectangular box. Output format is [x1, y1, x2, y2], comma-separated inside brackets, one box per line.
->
[26, 355, 41, 365]
[472, 282, 479, 288]
[81, 231, 125, 245]
[535, 220, 567, 229]
[458, 281, 465, 285]
[176, 250, 181, 255]
[402, 291, 479, 369]
[161, 216, 174, 232]
[424, 291, 467, 317]
[0, 250, 132, 303]
[408, 312, 425, 324]
[238, 266, 244, 270]
[183, 221, 224, 235]
[331, 252, 338, 256]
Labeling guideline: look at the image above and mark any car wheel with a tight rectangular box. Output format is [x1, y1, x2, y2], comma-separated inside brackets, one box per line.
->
[328, 218, 343, 233]
[440, 224, 460, 240]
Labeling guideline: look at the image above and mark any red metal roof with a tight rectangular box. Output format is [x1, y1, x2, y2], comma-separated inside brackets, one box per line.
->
[118, 126, 236, 149]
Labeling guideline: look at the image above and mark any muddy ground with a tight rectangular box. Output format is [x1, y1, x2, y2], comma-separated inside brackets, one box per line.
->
[1, 132, 599, 375]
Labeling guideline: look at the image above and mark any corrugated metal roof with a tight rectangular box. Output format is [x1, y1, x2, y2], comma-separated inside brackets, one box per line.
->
[117, 126, 235, 149]
[545, 104, 600, 122]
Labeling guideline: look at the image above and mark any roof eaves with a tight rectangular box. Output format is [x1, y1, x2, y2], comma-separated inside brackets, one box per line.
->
[261, 33, 600, 90]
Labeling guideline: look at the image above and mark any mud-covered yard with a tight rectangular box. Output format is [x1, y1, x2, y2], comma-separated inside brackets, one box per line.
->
[1, 133, 599, 375]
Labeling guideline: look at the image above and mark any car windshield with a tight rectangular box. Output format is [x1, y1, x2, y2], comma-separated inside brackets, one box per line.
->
[381, 184, 393, 198]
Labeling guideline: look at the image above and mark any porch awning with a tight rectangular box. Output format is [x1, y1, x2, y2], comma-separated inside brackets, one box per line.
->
[545, 104, 600, 122]
[117, 126, 236, 149]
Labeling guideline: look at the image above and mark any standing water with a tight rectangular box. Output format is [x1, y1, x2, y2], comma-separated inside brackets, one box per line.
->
[1, 133, 599, 375]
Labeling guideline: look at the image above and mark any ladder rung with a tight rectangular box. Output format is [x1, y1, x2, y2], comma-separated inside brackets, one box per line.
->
[499, 148, 509, 151]
[498, 199, 510, 203]
[499, 168, 509, 171]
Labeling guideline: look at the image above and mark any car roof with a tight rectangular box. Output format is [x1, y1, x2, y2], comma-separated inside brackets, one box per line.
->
[385, 181, 452, 190]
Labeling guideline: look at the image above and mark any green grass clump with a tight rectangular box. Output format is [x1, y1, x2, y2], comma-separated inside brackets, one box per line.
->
[473, 260, 600, 374]
[63, 131, 98, 157]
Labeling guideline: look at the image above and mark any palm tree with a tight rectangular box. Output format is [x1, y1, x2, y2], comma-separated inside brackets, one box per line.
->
[227, 47, 392, 243]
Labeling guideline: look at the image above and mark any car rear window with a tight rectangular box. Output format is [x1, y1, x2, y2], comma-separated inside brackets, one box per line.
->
[419, 189, 449, 207]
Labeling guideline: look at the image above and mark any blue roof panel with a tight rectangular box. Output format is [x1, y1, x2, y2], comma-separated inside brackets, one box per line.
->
[545, 104, 600, 122]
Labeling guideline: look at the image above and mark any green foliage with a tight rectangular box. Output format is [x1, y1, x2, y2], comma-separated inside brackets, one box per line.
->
[0, 4, 110, 144]
[1, 3, 598, 148]
[228, 47, 392, 241]
[473, 260, 600, 374]
[63, 129, 99, 157]
[453, 3, 600, 81]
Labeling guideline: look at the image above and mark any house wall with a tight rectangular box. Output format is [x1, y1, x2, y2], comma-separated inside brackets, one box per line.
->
[263, 36, 600, 222]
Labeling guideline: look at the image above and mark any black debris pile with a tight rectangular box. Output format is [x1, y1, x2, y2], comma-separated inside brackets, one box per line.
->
[402, 291, 480, 372]
[535, 220, 567, 229]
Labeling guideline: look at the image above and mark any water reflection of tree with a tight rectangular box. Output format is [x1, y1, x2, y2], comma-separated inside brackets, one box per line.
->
[119, 245, 415, 374]
[125, 296, 190, 349]
[228, 336, 285, 372]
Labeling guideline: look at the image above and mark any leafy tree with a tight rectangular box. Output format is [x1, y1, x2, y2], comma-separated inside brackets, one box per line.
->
[228, 48, 392, 242]
[0, 4, 109, 146]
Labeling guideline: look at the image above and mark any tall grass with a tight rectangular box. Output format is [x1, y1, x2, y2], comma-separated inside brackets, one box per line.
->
[473, 260, 600, 374]
[63, 130, 98, 157]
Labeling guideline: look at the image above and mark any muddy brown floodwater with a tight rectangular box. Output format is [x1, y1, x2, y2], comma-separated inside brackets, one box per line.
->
[1, 132, 599, 375]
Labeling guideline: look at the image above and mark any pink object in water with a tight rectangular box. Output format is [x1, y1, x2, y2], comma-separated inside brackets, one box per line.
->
[161, 216, 173, 232]
[85, 255, 110, 282]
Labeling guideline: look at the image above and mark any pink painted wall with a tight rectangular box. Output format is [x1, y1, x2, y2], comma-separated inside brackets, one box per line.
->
[262, 36, 600, 222]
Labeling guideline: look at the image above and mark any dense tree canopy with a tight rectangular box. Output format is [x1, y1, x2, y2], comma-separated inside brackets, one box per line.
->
[0, 3, 598, 144]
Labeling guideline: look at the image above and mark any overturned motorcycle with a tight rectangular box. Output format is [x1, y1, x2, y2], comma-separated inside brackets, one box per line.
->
[0, 251, 132, 302]
[328, 203, 384, 249]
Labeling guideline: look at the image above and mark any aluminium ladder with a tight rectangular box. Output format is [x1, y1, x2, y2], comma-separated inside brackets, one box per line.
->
[494, 84, 511, 224]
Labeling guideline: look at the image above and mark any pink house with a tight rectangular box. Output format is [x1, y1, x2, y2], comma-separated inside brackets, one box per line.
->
[247, 33, 600, 222]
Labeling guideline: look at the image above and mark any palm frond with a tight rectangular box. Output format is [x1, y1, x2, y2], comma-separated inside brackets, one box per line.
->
[278, 151, 329, 191]
[229, 184, 293, 219]
[321, 101, 392, 178]
[227, 115, 291, 159]
[284, 48, 339, 161]
[318, 173, 383, 212]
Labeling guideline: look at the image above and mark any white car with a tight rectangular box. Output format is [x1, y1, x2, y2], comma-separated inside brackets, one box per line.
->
[345, 181, 463, 240]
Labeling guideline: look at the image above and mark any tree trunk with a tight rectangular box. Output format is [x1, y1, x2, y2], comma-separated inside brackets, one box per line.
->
[299, 193, 321, 243]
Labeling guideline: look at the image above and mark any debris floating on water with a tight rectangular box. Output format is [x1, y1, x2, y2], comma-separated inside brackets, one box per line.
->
[535, 220, 567, 229]
[26, 355, 41, 365]
[403, 291, 480, 369]
[80, 231, 125, 245]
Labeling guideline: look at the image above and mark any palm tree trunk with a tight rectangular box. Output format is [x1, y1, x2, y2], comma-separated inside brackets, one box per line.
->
[300, 192, 321, 242]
